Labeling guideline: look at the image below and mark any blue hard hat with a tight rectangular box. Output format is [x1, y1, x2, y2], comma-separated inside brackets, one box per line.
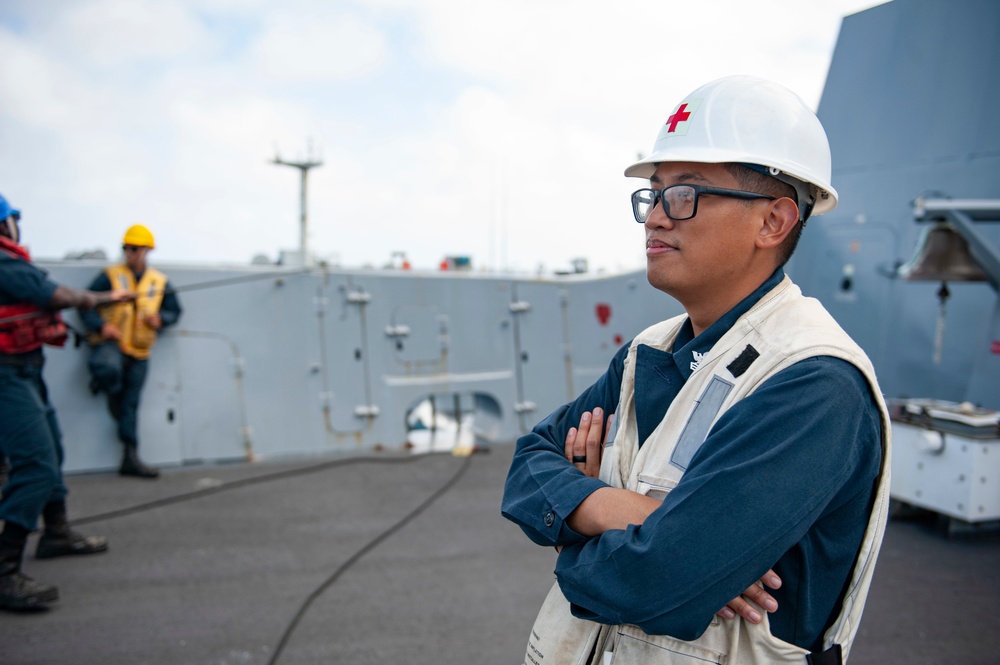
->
[0, 193, 21, 222]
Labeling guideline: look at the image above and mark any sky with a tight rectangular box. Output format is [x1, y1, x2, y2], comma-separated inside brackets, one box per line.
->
[0, 0, 884, 274]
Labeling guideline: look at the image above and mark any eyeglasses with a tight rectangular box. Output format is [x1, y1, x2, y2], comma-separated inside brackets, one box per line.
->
[122, 245, 144, 253]
[631, 184, 776, 223]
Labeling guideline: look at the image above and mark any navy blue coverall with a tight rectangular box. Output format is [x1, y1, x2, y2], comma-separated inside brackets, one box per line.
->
[0, 255, 69, 531]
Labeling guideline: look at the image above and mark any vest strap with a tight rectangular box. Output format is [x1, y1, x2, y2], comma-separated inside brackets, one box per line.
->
[807, 644, 842, 665]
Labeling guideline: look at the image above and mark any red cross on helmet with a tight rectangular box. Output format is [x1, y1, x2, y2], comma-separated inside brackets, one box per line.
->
[625, 75, 838, 220]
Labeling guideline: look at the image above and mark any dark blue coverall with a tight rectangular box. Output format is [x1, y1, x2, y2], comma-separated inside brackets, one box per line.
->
[0, 255, 68, 531]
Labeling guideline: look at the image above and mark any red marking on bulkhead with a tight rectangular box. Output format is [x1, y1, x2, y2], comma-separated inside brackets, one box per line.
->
[595, 303, 611, 325]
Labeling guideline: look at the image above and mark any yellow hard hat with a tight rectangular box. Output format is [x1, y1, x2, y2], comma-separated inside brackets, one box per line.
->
[122, 224, 155, 248]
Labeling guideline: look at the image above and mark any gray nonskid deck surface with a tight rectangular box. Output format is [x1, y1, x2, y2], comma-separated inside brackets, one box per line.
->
[1, 444, 997, 665]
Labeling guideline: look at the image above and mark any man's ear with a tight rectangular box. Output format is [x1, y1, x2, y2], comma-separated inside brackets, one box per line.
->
[756, 198, 799, 250]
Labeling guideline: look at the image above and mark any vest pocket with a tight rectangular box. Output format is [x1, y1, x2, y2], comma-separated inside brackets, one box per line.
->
[131, 323, 156, 350]
[636, 473, 680, 501]
[611, 625, 727, 664]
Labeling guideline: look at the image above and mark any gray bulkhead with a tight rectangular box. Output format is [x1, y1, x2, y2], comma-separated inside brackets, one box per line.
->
[39, 263, 676, 472]
[788, 0, 1000, 409]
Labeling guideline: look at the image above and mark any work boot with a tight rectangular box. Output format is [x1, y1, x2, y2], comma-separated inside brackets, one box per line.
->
[35, 500, 109, 559]
[35, 527, 108, 559]
[1, 524, 58, 611]
[120, 445, 159, 479]
[0, 566, 59, 611]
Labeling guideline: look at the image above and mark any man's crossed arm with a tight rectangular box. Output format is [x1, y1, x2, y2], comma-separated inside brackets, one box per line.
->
[561, 407, 780, 625]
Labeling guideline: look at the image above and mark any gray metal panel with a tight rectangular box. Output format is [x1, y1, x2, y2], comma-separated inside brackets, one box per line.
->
[364, 272, 523, 445]
[321, 276, 373, 436]
[793, 224, 898, 369]
[789, 0, 1000, 409]
[508, 280, 569, 432]
[175, 334, 249, 462]
[966, 301, 1000, 405]
[205, 270, 332, 458]
[37, 261, 669, 472]
[560, 273, 683, 399]
[820, 0, 1000, 171]
[389, 304, 443, 364]
[132, 337, 184, 465]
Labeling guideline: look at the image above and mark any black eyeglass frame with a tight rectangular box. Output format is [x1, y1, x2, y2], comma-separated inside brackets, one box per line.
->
[631, 184, 776, 223]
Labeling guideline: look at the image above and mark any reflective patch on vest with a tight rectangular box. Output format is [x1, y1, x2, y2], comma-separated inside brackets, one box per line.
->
[670, 375, 734, 471]
[727, 344, 760, 378]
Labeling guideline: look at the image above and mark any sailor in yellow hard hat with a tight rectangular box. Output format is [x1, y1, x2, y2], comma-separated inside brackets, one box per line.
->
[80, 224, 182, 478]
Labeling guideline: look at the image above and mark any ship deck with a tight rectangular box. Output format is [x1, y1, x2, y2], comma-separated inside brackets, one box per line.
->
[2, 443, 998, 665]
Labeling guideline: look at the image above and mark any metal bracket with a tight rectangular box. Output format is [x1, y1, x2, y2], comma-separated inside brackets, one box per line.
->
[347, 290, 371, 304]
[384, 324, 411, 338]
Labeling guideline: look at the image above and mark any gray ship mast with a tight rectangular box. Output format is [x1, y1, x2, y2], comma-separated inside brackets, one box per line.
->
[272, 141, 323, 266]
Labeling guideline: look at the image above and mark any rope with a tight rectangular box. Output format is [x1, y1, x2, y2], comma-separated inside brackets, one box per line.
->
[266, 455, 473, 665]
[66, 451, 474, 665]
[0, 267, 312, 327]
[72, 453, 422, 526]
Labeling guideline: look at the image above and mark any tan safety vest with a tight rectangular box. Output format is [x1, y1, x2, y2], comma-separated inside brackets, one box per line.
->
[525, 277, 892, 665]
[96, 264, 167, 360]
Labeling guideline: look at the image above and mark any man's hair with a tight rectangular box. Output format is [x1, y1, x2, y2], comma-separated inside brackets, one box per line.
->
[723, 163, 802, 266]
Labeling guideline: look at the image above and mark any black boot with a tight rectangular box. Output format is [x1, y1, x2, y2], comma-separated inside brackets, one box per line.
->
[119, 444, 159, 478]
[35, 500, 109, 559]
[0, 523, 58, 611]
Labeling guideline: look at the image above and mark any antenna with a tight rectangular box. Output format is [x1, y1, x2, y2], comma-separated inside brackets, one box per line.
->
[272, 140, 323, 266]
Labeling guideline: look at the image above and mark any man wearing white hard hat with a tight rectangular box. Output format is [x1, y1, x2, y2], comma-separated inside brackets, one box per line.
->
[502, 76, 890, 665]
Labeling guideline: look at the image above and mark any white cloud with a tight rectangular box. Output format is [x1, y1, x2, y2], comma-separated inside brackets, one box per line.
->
[250, 13, 389, 81]
[0, 28, 113, 130]
[47, 0, 217, 66]
[0, 0, 886, 273]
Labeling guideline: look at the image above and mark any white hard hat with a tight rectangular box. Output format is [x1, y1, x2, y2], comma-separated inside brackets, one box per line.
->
[625, 75, 837, 219]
